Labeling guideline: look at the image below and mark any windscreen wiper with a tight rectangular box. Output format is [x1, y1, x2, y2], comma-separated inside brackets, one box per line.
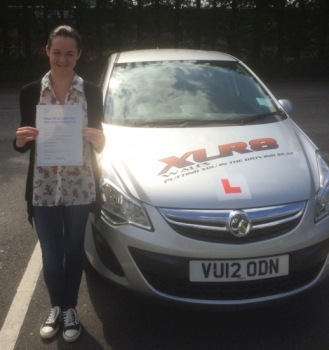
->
[239, 111, 285, 125]
[132, 119, 192, 127]
[133, 118, 242, 127]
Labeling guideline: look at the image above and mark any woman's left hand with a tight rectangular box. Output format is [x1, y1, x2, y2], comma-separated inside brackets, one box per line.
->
[82, 127, 104, 151]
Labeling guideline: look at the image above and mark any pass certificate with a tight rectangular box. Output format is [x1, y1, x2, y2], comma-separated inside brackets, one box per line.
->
[36, 105, 84, 166]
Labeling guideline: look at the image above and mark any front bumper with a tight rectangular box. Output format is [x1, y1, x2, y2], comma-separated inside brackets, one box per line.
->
[128, 241, 329, 301]
[85, 201, 329, 306]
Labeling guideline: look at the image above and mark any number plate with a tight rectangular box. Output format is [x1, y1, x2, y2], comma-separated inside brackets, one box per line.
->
[189, 255, 289, 282]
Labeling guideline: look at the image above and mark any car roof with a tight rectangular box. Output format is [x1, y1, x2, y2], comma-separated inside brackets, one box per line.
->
[115, 49, 238, 63]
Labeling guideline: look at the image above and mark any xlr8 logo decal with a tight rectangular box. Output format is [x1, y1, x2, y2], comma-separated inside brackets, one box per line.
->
[158, 138, 279, 176]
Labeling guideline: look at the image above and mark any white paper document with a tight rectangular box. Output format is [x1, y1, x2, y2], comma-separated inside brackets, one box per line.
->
[36, 105, 84, 166]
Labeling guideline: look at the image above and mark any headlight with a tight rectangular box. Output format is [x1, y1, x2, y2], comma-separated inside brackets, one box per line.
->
[315, 151, 329, 222]
[101, 181, 152, 230]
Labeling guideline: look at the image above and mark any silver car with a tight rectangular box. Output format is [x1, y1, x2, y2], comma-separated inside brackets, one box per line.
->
[84, 49, 329, 307]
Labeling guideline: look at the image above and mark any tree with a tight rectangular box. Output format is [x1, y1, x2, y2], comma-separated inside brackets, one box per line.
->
[227, 0, 239, 55]
[114, 0, 123, 51]
[275, 0, 287, 61]
[174, 0, 181, 48]
[292, 0, 306, 61]
[194, 0, 201, 48]
[1, 0, 329, 71]
[21, 0, 32, 62]
[209, 0, 218, 50]
[59, 0, 65, 20]
[137, 0, 144, 49]
[154, 0, 162, 48]
[0, 0, 10, 63]
[42, 0, 50, 42]
[317, 0, 329, 58]
[251, 0, 268, 60]
[96, 0, 105, 57]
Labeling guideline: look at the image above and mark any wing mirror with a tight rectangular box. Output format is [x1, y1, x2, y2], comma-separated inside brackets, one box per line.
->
[278, 99, 293, 113]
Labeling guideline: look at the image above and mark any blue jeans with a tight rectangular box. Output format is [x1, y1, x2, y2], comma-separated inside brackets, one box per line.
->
[33, 204, 91, 309]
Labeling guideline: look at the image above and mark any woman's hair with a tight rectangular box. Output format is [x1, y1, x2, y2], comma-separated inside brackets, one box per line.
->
[47, 25, 82, 52]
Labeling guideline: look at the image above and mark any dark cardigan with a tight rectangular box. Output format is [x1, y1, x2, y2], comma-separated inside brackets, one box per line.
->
[13, 79, 104, 226]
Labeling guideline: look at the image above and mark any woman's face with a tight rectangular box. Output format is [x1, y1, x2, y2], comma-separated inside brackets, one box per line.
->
[46, 36, 81, 77]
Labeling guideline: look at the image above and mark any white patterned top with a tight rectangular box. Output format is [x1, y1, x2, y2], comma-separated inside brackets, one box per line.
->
[32, 72, 96, 207]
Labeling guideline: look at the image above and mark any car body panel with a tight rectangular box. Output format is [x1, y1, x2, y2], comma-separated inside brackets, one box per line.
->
[115, 49, 237, 64]
[101, 119, 313, 209]
[85, 49, 329, 307]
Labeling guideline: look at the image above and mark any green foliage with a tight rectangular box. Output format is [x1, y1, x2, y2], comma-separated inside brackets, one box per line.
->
[0, 0, 329, 84]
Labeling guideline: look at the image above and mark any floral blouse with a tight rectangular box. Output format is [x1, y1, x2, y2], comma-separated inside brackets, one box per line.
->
[33, 72, 96, 207]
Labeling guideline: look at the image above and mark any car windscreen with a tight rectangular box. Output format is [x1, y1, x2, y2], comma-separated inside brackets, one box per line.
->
[104, 60, 283, 127]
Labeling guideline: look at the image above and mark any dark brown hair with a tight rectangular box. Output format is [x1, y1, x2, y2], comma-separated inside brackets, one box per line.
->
[47, 25, 82, 52]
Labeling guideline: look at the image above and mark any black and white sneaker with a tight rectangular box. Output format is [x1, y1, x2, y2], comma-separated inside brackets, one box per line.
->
[63, 308, 81, 342]
[40, 306, 61, 339]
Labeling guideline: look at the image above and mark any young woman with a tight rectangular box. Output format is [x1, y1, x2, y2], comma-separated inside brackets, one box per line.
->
[14, 25, 104, 342]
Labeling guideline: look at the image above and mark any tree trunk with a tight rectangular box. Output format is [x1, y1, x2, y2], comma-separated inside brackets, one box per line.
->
[252, 0, 267, 61]
[227, 0, 238, 55]
[174, 0, 180, 48]
[22, 1, 31, 62]
[74, 0, 83, 31]
[210, 0, 217, 50]
[96, 0, 104, 57]
[318, 0, 329, 58]
[43, 0, 49, 43]
[293, 0, 305, 62]
[115, 0, 122, 51]
[154, 0, 161, 48]
[194, 0, 201, 49]
[137, 0, 143, 49]
[0, 0, 10, 63]
[59, 0, 64, 20]
[276, 0, 286, 61]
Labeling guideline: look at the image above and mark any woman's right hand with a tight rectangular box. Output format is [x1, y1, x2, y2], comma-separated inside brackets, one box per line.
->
[15, 127, 39, 148]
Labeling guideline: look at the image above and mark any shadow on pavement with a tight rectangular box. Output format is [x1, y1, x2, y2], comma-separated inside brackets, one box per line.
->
[85, 262, 329, 350]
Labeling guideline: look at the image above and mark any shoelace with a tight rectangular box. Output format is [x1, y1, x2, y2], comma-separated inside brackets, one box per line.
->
[63, 309, 78, 327]
[45, 307, 59, 324]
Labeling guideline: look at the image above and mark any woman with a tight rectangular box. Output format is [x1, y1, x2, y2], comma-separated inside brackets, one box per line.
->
[14, 25, 104, 343]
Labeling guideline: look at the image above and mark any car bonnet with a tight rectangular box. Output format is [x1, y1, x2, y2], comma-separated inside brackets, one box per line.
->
[101, 119, 314, 209]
